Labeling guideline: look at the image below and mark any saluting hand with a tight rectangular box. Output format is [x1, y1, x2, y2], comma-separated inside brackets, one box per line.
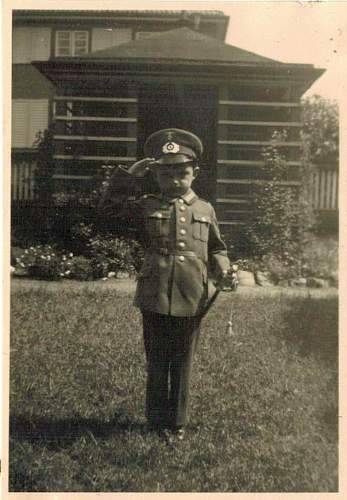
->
[128, 158, 156, 177]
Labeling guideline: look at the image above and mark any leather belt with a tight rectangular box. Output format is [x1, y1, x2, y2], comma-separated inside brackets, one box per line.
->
[151, 248, 198, 258]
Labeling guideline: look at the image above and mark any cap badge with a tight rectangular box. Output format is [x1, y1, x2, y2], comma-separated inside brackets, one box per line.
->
[162, 142, 180, 154]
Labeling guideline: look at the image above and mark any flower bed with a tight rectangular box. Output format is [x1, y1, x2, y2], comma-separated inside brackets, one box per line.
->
[12, 237, 143, 282]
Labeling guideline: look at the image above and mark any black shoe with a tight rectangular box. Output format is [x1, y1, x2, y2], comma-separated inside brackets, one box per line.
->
[169, 426, 185, 441]
[146, 419, 170, 434]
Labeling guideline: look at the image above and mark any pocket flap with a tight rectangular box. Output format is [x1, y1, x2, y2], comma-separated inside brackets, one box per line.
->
[192, 213, 211, 224]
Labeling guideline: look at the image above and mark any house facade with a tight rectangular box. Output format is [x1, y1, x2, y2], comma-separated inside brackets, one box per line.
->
[12, 9, 332, 231]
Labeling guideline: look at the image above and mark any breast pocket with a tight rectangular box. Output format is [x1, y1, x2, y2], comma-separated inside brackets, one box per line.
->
[192, 213, 211, 242]
[146, 212, 171, 239]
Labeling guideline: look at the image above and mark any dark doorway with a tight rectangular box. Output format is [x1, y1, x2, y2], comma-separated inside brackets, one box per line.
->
[137, 83, 218, 202]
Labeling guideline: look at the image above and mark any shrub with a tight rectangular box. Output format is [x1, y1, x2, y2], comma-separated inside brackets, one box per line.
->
[68, 222, 95, 256]
[14, 245, 74, 281]
[88, 236, 143, 279]
[68, 255, 94, 281]
[12, 235, 144, 282]
[243, 132, 317, 265]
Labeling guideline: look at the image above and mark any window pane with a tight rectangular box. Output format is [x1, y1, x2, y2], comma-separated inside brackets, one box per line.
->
[58, 48, 71, 56]
[56, 31, 88, 56]
[73, 31, 88, 56]
[75, 31, 87, 40]
[56, 31, 71, 56]
[57, 32, 70, 41]
[75, 48, 87, 55]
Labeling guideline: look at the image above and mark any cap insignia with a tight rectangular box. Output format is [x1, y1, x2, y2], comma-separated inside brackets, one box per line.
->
[162, 142, 180, 154]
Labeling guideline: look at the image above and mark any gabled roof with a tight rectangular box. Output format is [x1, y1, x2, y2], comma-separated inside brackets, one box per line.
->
[78, 27, 281, 65]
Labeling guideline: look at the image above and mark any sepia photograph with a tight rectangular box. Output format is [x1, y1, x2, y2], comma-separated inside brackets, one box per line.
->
[3, 0, 344, 494]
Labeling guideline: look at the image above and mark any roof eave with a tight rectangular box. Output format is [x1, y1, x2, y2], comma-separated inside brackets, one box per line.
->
[33, 59, 325, 96]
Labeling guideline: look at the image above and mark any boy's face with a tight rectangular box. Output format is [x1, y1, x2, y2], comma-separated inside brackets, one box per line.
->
[154, 162, 199, 197]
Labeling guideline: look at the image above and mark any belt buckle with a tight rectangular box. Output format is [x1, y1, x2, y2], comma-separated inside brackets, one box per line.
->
[158, 248, 168, 256]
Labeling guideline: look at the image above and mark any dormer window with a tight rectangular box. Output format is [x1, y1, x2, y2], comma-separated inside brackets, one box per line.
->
[55, 30, 89, 56]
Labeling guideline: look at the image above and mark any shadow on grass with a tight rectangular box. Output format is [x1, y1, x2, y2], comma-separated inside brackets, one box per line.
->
[280, 296, 338, 364]
[10, 410, 145, 450]
[279, 296, 338, 442]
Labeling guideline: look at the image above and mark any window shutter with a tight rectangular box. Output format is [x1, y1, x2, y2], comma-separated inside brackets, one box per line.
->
[92, 28, 131, 51]
[31, 28, 51, 61]
[13, 27, 51, 63]
[13, 27, 32, 63]
[91, 28, 111, 52]
[12, 100, 29, 147]
[12, 99, 49, 148]
[28, 100, 49, 146]
[112, 28, 132, 46]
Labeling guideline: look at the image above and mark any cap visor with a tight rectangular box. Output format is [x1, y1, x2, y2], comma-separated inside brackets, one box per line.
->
[156, 154, 195, 165]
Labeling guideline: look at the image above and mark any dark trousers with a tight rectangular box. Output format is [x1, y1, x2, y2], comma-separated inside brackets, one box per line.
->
[142, 311, 202, 428]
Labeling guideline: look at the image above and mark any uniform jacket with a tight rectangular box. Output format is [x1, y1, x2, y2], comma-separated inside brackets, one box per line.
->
[98, 167, 230, 317]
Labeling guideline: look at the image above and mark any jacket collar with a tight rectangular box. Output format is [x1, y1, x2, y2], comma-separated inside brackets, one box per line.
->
[162, 189, 198, 205]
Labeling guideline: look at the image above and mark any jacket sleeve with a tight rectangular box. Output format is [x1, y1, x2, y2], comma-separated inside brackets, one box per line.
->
[208, 206, 231, 279]
[97, 166, 142, 237]
[97, 166, 135, 215]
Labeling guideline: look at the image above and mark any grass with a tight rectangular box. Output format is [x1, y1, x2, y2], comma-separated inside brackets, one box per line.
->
[9, 285, 338, 492]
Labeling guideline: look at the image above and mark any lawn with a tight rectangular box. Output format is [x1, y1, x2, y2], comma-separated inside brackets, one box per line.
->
[9, 285, 338, 492]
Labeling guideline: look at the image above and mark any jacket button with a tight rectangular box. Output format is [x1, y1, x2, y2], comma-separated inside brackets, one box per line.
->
[179, 217, 186, 223]
[178, 242, 185, 248]
[178, 199, 184, 204]
[157, 213, 162, 218]
[179, 229, 186, 235]
[179, 206, 186, 211]
[179, 256, 185, 262]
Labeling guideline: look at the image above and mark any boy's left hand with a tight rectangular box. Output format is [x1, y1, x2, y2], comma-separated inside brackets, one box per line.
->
[216, 265, 239, 291]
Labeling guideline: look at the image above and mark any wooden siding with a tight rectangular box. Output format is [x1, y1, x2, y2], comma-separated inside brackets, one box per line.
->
[11, 85, 338, 227]
[52, 90, 138, 180]
[216, 85, 303, 225]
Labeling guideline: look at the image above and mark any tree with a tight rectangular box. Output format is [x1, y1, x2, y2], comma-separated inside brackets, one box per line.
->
[301, 95, 339, 164]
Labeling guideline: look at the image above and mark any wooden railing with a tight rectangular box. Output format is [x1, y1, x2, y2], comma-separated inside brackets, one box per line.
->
[11, 157, 37, 201]
[312, 164, 338, 211]
[11, 155, 339, 216]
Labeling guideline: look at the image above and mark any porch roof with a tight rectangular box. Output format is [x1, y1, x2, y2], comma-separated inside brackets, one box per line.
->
[33, 27, 324, 96]
[77, 27, 279, 65]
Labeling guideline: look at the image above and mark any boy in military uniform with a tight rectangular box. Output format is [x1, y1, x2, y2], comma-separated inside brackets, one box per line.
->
[98, 128, 231, 440]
